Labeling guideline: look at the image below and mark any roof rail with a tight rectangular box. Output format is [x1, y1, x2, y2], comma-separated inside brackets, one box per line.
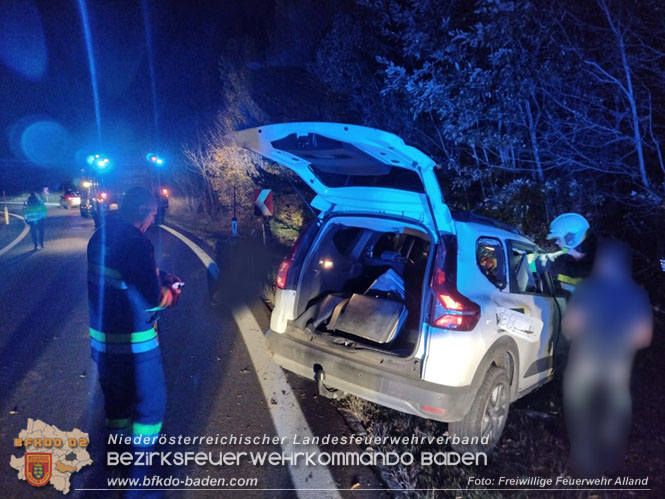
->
[451, 210, 525, 236]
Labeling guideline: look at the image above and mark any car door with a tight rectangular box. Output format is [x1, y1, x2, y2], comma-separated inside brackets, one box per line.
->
[501, 240, 561, 391]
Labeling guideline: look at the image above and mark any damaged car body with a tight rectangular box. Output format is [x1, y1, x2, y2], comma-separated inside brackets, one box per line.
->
[235, 122, 567, 451]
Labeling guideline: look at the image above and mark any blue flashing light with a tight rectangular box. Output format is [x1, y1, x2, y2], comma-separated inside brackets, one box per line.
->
[88, 153, 111, 172]
[146, 152, 164, 166]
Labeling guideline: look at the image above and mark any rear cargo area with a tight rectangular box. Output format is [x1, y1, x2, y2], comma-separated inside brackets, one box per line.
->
[292, 218, 432, 356]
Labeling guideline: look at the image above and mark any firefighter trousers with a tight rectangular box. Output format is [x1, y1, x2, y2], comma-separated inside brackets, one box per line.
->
[95, 348, 166, 446]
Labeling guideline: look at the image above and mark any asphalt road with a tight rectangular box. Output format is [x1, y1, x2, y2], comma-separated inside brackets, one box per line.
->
[0, 207, 385, 498]
[0, 209, 27, 254]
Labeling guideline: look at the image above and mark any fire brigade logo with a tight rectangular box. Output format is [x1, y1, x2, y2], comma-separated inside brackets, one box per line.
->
[25, 453, 52, 487]
[10, 419, 93, 494]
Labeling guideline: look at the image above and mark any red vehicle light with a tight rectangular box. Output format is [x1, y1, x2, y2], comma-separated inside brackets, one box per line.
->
[438, 292, 464, 311]
[428, 243, 480, 331]
[275, 223, 314, 290]
[434, 313, 464, 328]
[276, 260, 291, 290]
[422, 405, 445, 415]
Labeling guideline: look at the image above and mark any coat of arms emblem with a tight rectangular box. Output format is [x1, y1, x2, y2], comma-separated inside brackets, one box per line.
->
[25, 453, 52, 487]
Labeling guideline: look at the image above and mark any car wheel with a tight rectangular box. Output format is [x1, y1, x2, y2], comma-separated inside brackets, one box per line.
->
[449, 366, 510, 453]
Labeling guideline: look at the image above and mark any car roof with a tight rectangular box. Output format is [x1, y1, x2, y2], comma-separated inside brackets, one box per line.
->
[452, 211, 536, 245]
[452, 211, 524, 235]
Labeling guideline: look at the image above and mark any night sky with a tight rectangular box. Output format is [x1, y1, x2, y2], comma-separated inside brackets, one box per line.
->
[0, 0, 273, 190]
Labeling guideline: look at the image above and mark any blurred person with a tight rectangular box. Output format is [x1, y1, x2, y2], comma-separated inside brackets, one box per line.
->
[23, 192, 47, 250]
[87, 187, 182, 449]
[562, 239, 652, 477]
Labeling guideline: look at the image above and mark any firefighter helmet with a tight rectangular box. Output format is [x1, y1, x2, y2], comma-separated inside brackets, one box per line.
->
[547, 213, 589, 249]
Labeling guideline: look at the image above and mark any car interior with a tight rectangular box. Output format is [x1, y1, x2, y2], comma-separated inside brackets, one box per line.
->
[293, 221, 432, 356]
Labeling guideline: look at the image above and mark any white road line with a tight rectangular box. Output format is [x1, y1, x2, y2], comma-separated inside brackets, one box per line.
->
[0, 214, 30, 257]
[158, 224, 341, 499]
[4, 201, 59, 206]
[157, 224, 219, 278]
[232, 306, 341, 499]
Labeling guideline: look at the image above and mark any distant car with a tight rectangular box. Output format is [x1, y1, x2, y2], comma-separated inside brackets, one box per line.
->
[235, 122, 568, 453]
[59, 190, 81, 209]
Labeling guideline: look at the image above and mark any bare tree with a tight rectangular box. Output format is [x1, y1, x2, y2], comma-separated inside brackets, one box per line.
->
[182, 128, 227, 221]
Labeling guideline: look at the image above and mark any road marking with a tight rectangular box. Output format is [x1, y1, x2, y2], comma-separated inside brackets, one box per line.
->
[4, 201, 59, 206]
[159, 224, 341, 499]
[0, 213, 30, 257]
[232, 306, 341, 499]
[157, 224, 219, 278]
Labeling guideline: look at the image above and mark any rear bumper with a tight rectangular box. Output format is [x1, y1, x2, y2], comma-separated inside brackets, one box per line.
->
[266, 328, 477, 422]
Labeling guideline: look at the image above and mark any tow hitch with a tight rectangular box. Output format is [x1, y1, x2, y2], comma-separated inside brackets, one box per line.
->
[314, 365, 345, 400]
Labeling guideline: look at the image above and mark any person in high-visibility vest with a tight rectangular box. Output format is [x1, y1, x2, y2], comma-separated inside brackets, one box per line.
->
[87, 186, 182, 448]
[23, 192, 47, 250]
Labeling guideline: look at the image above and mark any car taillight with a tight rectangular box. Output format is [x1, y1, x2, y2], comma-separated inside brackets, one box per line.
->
[276, 259, 292, 290]
[429, 242, 480, 331]
[275, 223, 313, 290]
[276, 238, 301, 290]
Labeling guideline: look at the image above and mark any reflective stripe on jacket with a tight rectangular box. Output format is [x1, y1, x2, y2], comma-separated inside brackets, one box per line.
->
[23, 204, 47, 223]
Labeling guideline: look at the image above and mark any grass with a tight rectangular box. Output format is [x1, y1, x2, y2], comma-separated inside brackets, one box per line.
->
[333, 347, 662, 498]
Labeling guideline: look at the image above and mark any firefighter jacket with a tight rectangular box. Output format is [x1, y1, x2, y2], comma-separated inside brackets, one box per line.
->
[87, 215, 173, 359]
[529, 234, 597, 294]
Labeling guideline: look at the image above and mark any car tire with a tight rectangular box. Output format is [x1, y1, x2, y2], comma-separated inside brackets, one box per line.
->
[449, 366, 510, 453]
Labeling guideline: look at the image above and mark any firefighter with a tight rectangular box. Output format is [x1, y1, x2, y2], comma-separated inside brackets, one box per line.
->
[529, 213, 596, 295]
[23, 192, 47, 250]
[87, 186, 181, 447]
[546, 213, 596, 294]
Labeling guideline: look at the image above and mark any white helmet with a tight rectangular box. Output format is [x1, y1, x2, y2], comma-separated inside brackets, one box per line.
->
[547, 213, 589, 249]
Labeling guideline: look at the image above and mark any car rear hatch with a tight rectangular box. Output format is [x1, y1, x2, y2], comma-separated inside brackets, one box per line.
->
[234, 122, 455, 236]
